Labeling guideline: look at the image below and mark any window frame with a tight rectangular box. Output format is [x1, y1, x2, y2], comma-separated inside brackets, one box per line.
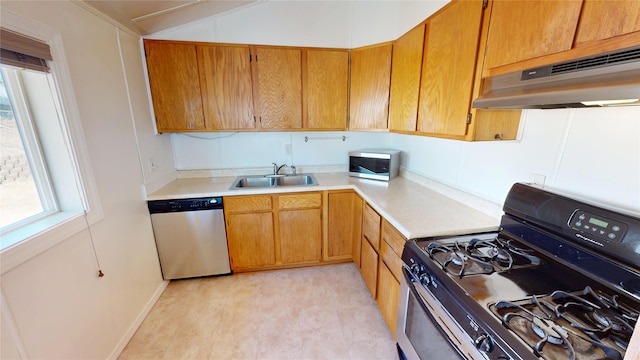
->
[0, 11, 103, 273]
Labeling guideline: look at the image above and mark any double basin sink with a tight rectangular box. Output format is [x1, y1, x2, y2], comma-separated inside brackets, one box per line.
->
[230, 174, 318, 189]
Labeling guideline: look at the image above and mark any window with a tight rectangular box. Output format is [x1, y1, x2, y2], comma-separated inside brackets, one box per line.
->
[0, 67, 58, 230]
[0, 27, 97, 252]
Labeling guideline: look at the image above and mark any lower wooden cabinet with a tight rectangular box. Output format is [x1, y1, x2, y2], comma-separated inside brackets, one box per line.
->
[359, 209, 407, 340]
[225, 191, 332, 272]
[327, 190, 363, 263]
[279, 193, 322, 265]
[361, 236, 379, 298]
[360, 202, 382, 297]
[226, 211, 276, 269]
[377, 260, 400, 339]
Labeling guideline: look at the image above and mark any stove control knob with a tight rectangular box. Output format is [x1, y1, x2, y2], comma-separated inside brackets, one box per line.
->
[411, 263, 421, 275]
[474, 333, 494, 353]
[474, 334, 493, 352]
[419, 273, 430, 286]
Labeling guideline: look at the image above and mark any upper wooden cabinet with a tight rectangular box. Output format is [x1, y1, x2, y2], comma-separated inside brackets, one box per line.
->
[575, 0, 640, 45]
[197, 44, 256, 130]
[482, 0, 640, 77]
[417, 0, 486, 138]
[483, 1, 582, 71]
[389, 24, 426, 133]
[252, 46, 302, 130]
[349, 43, 393, 131]
[144, 41, 205, 132]
[305, 50, 349, 130]
[144, 40, 348, 132]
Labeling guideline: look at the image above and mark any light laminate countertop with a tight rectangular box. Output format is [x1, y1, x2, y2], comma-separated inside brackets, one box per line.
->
[147, 172, 501, 239]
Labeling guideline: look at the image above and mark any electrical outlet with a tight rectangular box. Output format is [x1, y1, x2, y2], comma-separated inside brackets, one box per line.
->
[530, 174, 546, 187]
[284, 143, 292, 156]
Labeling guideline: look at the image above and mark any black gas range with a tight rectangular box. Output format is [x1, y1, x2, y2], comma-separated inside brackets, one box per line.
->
[397, 183, 640, 360]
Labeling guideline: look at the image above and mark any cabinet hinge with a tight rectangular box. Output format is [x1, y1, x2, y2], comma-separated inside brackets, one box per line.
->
[466, 113, 472, 125]
[482, 0, 488, 9]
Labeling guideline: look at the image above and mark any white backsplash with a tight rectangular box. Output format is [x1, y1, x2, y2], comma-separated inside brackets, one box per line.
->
[171, 107, 640, 215]
[171, 131, 391, 170]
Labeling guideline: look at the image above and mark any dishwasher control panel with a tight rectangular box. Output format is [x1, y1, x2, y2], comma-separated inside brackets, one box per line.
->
[148, 197, 223, 213]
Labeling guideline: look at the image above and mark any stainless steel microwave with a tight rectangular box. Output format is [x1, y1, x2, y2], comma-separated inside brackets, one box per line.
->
[349, 149, 401, 181]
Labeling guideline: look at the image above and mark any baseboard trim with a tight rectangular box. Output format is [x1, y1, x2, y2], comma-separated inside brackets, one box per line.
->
[107, 280, 169, 360]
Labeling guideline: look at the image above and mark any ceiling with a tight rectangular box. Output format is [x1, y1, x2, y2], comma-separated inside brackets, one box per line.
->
[79, 0, 259, 35]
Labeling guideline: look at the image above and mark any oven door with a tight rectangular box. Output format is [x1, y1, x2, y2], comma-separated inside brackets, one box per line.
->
[397, 266, 481, 360]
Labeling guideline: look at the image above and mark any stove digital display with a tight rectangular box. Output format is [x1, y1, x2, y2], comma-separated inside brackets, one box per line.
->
[569, 209, 627, 243]
[588, 217, 609, 228]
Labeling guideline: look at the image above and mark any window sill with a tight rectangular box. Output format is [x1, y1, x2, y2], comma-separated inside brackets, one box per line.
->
[0, 211, 88, 274]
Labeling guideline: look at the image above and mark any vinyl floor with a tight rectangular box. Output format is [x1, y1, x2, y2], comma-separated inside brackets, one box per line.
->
[118, 263, 397, 360]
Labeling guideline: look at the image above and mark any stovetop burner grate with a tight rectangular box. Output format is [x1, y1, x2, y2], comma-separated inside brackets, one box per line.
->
[425, 237, 542, 277]
[489, 286, 638, 360]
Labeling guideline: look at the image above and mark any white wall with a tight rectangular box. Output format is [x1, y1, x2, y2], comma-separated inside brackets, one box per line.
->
[0, 2, 168, 359]
[392, 107, 640, 214]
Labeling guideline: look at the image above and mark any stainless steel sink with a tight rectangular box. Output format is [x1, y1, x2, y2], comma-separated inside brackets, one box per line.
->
[230, 174, 318, 189]
[276, 175, 317, 186]
[233, 176, 277, 188]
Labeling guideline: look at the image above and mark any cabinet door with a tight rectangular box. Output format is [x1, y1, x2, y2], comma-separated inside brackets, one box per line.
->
[144, 41, 205, 132]
[280, 208, 322, 264]
[349, 44, 393, 130]
[360, 237, 379, 299]
[305, 50, 349, 130]
[253, 47, 302, 129]
[197, 45, 255, 130]
[417, 0, 484, 138]
[362, 203, 381, 251]
[574, 0, 640, 45]
[327, 191, 363, 261]
[377, 260, 400, 339]
[389, 24, 425, 132]
[483, 1, 582, 70]
[226, 212, 276, 270]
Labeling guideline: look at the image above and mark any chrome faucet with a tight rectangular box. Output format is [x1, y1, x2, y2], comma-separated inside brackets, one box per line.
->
[272, 163, 288, 175]
[290, 165, 296, 175]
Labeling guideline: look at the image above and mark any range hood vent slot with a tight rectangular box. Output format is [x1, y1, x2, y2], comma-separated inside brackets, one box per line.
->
[473, 45, 640, 109]
[548, 47, 640, 77]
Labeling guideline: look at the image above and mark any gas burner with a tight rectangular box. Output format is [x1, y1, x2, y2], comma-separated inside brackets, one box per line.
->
[425, 237, 542, 277]
[427, 242, 494, 277]
[489, 287, 637, 360]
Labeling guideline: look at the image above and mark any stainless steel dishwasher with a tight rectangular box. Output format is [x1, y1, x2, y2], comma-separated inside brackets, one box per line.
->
[147, 197, 231, 280]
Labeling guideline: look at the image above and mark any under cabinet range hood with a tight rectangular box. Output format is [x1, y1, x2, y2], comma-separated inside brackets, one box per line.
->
[473, 46, 640, 109]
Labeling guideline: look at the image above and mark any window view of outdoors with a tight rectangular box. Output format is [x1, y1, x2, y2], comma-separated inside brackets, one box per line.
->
[0, 71, 44, 228]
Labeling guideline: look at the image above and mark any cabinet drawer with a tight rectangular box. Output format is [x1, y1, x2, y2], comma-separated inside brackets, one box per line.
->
[363, 203, 381, 250]
[279, 192, 322, 210]
[224, 195, 272, 213]
[382, 220, 406, 257]
[380, 240, 402, 282]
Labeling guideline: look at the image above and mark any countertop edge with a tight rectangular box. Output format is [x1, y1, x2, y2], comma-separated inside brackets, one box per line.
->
[146, 172, 502, 239]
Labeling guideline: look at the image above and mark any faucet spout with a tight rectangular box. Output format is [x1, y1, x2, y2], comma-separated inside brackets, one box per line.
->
[272, 163, 288, 175]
